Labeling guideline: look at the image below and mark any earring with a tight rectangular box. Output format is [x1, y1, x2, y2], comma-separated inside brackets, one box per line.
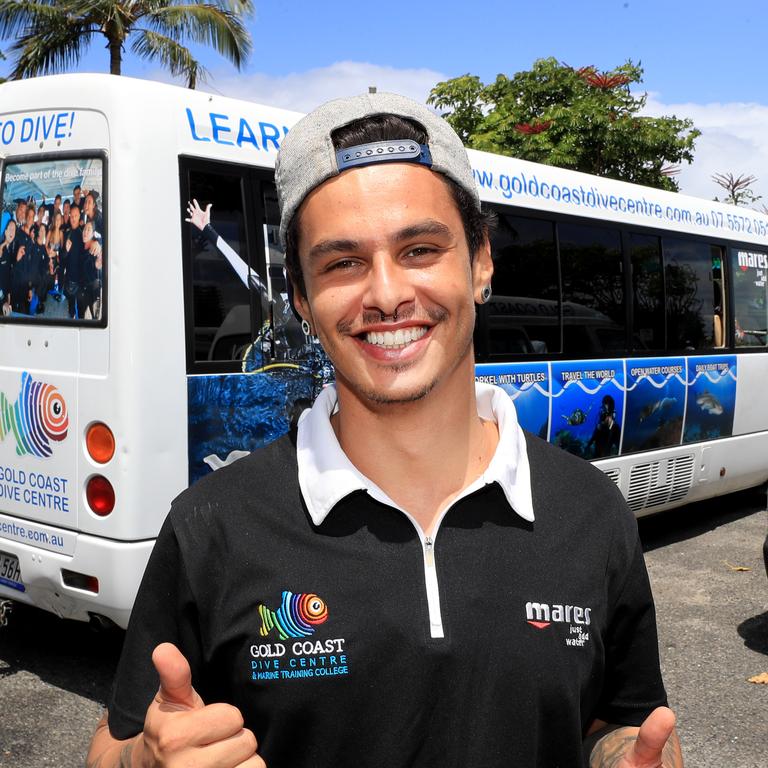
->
[480, 285, 492, 304]
[301, 319, 312, 336]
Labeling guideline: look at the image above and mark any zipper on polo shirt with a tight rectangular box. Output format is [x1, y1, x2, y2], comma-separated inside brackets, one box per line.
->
[422, 536, 444, 639]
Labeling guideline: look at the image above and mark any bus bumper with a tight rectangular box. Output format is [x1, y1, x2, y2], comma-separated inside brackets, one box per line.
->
[0, 523, 154, 629]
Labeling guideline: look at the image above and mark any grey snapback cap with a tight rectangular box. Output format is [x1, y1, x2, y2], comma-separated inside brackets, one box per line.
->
[275, 91, 480, 246]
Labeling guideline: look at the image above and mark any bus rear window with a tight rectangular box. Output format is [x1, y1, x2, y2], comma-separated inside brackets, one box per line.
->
[0, 156, 105, 324]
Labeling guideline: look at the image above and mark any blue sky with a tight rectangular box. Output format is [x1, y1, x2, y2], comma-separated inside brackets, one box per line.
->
[2, 0, 768, 201]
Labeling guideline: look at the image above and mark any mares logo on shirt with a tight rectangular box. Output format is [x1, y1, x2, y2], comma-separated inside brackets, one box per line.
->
[525, 600, 593, 648]
[250, 589, 350, 682]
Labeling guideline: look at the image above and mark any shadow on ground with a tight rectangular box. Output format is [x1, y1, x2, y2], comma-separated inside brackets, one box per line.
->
[0, 602, 123, 704]
[737, 611, 768, 657]
[638, 486, 767, 553]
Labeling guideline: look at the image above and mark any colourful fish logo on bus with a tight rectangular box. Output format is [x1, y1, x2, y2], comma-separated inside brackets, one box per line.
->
[0, 372, 69, 457]
[258, 591, 329, 639]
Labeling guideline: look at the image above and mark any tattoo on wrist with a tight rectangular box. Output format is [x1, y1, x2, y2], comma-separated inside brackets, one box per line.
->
[589, 732, 636, 768]
[117, 742, 134, 768]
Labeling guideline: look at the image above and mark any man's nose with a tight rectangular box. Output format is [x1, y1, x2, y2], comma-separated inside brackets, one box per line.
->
[362, 254, 415, 319]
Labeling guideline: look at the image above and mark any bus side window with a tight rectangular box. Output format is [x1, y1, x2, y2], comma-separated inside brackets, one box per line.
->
[486, 212, 560, 357]
[184, 167, 255, 365]
[730, 247, 768, 347]
[663, 238, 724, 352]
[629, 233, 665, 351]
[558, 222, 624, 357]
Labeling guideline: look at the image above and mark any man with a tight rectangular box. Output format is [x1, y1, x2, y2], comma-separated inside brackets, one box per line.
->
[63, 204, 85, 318]
[83, 191, 104, 235]
[87, 93, 683, 768]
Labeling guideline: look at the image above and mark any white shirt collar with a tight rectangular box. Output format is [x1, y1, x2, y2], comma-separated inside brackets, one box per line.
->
[296, 382, 535, 526]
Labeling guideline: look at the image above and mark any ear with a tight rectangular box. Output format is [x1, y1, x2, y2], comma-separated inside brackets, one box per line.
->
[471, 235, 494, 304]
[289, 278, 314, 329]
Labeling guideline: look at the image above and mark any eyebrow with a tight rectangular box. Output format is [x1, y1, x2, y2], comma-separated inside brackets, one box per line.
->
[308, 218, 454, 260]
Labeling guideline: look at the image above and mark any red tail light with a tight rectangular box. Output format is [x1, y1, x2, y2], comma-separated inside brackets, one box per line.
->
[86, 475, 115, 516]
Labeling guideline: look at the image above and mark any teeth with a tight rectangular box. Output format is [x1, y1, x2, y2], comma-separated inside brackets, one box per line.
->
[365, 326, 428, 348]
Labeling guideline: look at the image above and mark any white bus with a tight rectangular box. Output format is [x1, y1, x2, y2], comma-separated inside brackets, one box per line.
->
[0, 74, 766, 628]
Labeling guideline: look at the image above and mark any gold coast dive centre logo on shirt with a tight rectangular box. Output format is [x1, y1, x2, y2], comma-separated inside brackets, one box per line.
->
[525, 600, 593, 647]
[250, 590, 350, 682]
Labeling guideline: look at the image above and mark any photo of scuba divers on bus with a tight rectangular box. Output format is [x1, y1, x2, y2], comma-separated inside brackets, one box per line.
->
[0, 158, 104, 322]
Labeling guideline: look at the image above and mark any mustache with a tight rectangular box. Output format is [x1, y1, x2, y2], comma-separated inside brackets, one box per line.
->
[338, 305, 448, 334]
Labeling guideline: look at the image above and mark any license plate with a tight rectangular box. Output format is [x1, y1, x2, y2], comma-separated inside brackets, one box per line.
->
[0, 551, 24, 592]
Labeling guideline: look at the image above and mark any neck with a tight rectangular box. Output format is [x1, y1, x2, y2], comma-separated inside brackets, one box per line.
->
[332, 362, 498, 534]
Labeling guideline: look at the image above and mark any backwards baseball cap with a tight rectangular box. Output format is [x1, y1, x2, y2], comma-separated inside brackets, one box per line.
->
[275, 91, 480, 246]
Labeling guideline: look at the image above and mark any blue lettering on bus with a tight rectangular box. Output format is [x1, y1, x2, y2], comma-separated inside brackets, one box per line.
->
[185, 107, 288, 152]
[1, 120, 16, 144]
[186, 108, 211, 142]
[259, 122, 280, 150]
[54, 112, 69, 139]
[210, 113, 234, 146]
[237, 118, 259, 149]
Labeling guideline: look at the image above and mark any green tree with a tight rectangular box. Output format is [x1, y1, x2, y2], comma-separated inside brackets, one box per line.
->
[0, 0, 253, 88]
[428, 58, 700, 192]
[711, 172, 761, 207]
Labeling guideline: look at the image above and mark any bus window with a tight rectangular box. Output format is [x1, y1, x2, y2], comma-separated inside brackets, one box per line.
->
[663, 238, 724, 351]
[558, 222, 624, 357]
[259, 180, 306, 360]
[185, 167, 255, 364]
[487, 213, 560, 356]
[1, 156, 105, 324]
[629, 233, 665, 351]
[730, 248, 767, 347]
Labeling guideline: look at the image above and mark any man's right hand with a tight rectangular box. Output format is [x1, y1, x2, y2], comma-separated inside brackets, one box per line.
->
[139, 642, 264, 768]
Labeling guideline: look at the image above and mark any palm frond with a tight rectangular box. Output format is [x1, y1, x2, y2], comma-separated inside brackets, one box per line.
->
[144, 3, 252, 68]
[131, 29, 208, 86]
[0, 0, 68, 39]
[8, 16, 94, 78]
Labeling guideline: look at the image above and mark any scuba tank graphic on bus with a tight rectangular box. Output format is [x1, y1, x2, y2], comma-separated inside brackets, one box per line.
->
[0, 372, 69, 457]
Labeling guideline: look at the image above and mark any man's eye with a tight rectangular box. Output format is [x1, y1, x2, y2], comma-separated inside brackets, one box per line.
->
[326, 259, 359, 271]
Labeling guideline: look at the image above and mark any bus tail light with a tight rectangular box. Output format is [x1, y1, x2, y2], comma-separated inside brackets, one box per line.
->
[87, 475, 115, 516]
[86, 422, 115, 463]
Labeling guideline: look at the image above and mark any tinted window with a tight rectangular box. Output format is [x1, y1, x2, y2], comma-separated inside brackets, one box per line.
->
[629, 233, 664, 350]
[663, 238, 723, 351]
[559, 222, 624, 356]
[487, 213, 560, 355]
[730, 248, 767, 347]
[186, 169, 254, 363]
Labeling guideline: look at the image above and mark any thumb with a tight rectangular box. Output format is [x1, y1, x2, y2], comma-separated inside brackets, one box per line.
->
[629, 706, 676, 767]
[152, 642, 202, 710]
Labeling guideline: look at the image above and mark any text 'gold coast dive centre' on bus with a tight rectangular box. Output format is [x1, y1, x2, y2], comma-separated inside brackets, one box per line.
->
[0, 74, 767, 628]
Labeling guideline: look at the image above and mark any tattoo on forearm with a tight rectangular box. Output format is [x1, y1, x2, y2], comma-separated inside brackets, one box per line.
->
[117, 742, 134, 768]
[589, 726, 684, 768]
[589, 732, 636, 768]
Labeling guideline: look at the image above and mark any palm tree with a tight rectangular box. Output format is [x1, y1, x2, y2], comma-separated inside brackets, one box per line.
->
[0, 0, 254, 88]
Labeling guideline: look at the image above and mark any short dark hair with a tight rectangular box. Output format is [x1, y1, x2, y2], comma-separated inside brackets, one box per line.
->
[284, 114, 495, 298]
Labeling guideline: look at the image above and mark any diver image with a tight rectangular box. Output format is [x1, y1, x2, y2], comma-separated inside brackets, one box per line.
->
[586, 394, 621, 458]
[550, 360, 625, 458]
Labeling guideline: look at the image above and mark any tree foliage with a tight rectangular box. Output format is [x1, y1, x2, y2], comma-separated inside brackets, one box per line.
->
[428, 58, 700, 192]
[711, 172, 761, 207]
[0, 0, 254, 88]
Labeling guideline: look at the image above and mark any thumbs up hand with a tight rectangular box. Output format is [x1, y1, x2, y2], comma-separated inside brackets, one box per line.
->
[140, 643, 266, 768]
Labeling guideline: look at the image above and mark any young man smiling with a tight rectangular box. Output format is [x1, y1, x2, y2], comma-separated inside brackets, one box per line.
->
[87, 93, 683, 768]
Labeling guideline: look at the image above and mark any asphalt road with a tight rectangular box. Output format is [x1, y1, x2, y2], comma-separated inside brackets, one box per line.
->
[0, 488, 766, 768]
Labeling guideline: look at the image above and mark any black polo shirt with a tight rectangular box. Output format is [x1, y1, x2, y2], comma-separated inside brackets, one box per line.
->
[108, 384, 666, 767]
